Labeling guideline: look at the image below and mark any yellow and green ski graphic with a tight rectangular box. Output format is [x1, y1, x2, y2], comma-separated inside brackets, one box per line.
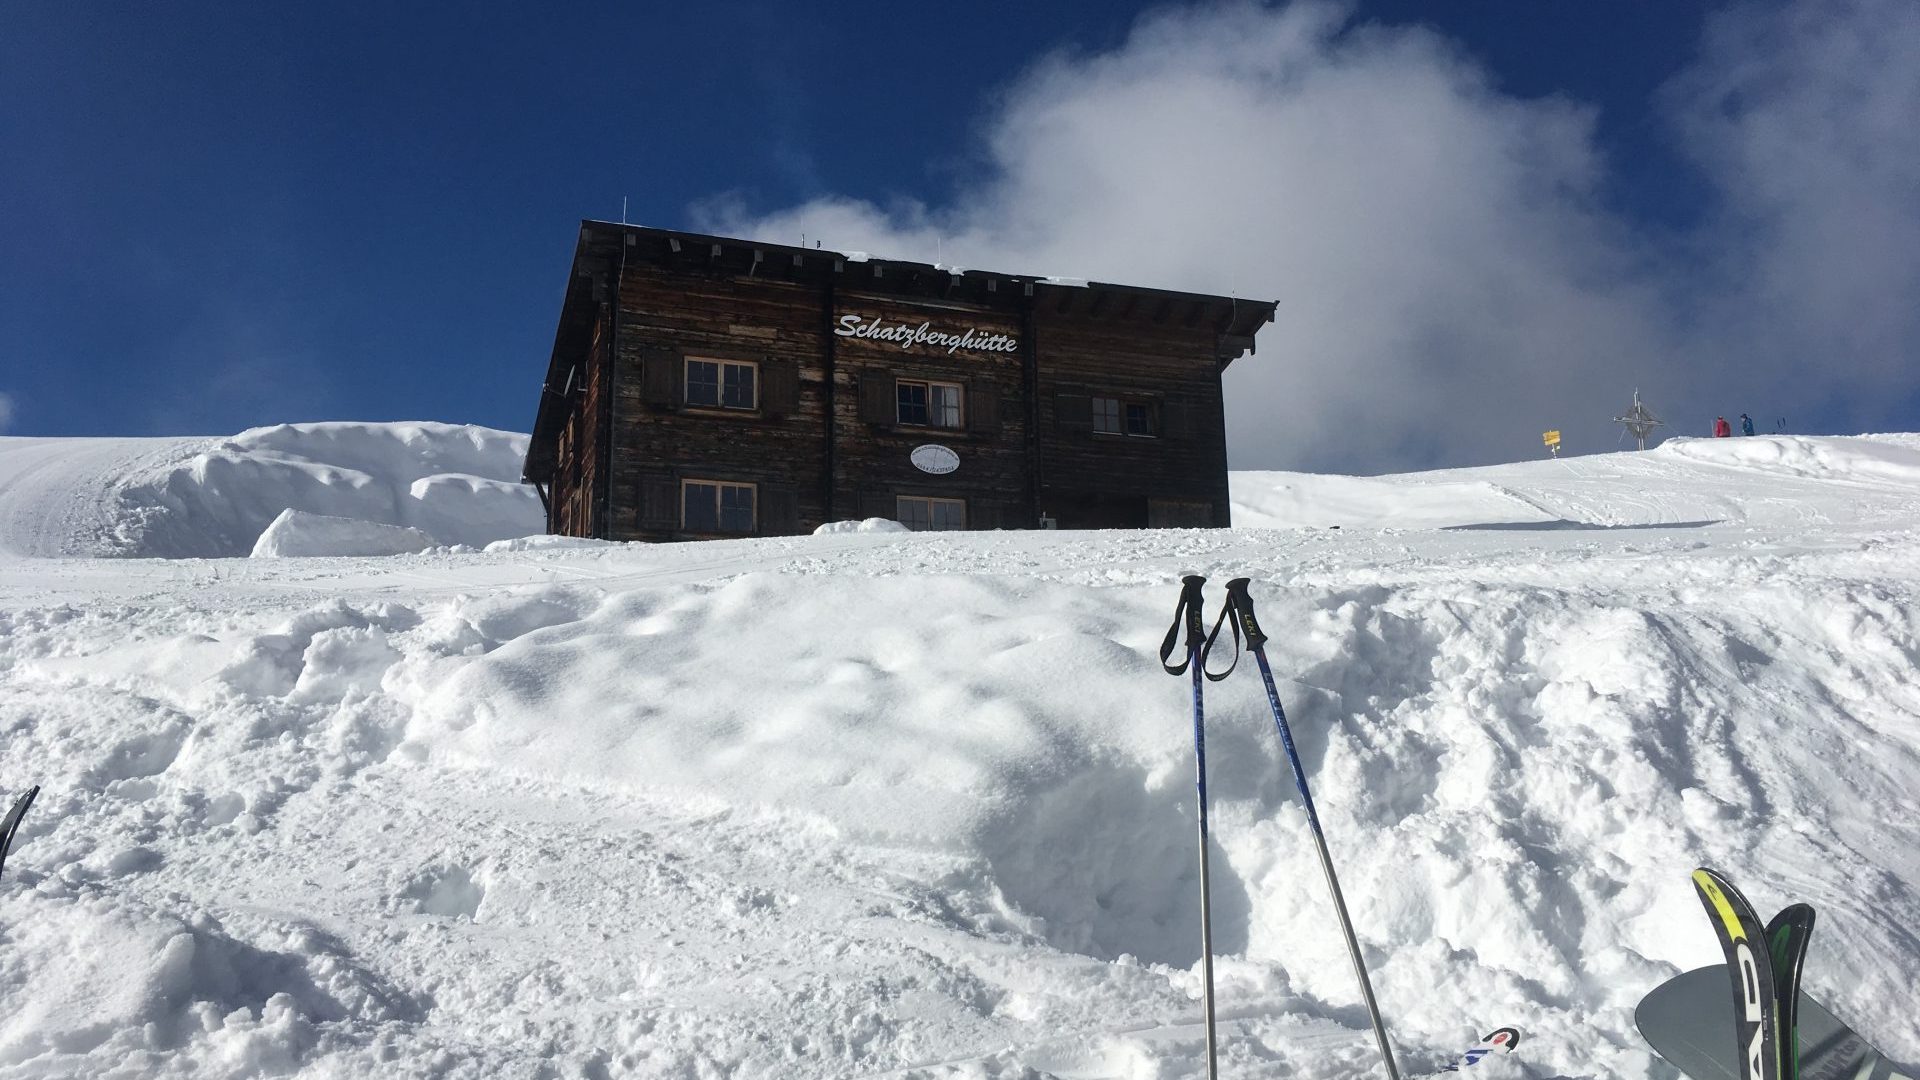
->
[1692, 867, 1784, 1080]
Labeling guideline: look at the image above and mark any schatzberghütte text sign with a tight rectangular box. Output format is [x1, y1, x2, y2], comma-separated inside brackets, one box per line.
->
[834, 314, 1018, 356]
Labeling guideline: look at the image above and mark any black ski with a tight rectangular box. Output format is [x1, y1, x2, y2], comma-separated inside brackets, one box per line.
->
[0, 786, 38, 882]
[1638, 967, 1904, 1080]
[1762, 904, 1815, 1080]
[1692, 867, 1782, 1080]
[1642, 871, 1904, 1080]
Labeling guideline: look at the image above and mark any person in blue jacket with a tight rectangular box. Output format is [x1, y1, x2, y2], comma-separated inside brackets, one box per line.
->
[1740, 413, 1755, 436]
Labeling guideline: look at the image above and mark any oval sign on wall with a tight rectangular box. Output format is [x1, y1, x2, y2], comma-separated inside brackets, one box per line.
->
[910, 444, 960, 475]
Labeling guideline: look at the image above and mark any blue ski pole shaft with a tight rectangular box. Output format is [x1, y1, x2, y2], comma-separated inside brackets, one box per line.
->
[1229, 580, 1400, 1080]
[1160, 575, 1219, 1080]
[1190, 642, 1220, 1080]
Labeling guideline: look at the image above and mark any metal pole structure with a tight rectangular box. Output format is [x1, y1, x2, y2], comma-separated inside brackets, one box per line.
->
[1160, 574, 1220, 1080]
[1225, 578, 1401, 1080]
[1614, 388, 1663, 451]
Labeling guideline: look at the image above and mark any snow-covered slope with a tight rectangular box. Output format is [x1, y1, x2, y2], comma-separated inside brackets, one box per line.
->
[0, 430, 1917, 1080]
[0, 422, 542, 559]
[1232, 434, 1920, 530]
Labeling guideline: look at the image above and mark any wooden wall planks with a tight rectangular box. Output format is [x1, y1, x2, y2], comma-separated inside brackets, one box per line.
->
[529, 224, 1263, 541]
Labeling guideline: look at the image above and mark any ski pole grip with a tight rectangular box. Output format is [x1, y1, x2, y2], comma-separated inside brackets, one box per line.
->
[1225, 577, 1268, 648]
[1160, 575, 1210, 674]
[1179, 574, 1208, 649]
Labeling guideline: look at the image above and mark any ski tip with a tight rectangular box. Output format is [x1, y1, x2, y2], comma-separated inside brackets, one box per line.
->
[1690, 867, 1721, 899]
[1764, 901, 1815, 932]
[1691, 867, 1753, 908]
[1439, 1027, 1522, 1072]
[0, 785, 38, 879]
[1482, 1027, 1521, 1052]
[2, 786, 35, 825]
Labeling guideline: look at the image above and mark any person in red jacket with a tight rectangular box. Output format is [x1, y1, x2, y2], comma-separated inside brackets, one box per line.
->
[1714, 416, 1731, 437]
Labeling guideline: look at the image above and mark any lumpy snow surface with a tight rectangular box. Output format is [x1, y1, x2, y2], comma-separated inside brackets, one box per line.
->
[0, 429, 1917, 1078]
[250, 509, 439, 558]
[0, 421, 541, 558]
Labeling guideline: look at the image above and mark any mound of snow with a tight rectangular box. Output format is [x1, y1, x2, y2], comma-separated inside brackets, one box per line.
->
[0, 421, 543, 557]
[1656, 433, 1920, 486]
[1231, 434, 1920, 530]
[1230, 473, 1553, 530]
[2, 432, 1920, 1077]
[228, 421, 525, 483]
[481, 535, 618, 553]
[250, 509, 438, 558]
[812, 517, 912, 534]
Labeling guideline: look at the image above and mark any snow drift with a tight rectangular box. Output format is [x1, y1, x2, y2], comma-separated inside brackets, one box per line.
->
[249, 509, 439, 558]
[1232, 435, 1920, 530]
[0, 421, 542, 558]
[0, 429, 1917, 1079]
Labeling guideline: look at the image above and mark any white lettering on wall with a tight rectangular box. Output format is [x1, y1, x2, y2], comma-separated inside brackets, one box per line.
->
[834, 313, 1019, 356]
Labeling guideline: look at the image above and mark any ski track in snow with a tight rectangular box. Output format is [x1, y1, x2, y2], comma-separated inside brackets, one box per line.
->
[0, 431, 1917, 1078]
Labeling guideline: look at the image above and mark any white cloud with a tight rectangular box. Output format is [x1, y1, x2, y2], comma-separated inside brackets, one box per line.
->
[1666, 0, 1920, 418]
[703, 0, 1920, 471]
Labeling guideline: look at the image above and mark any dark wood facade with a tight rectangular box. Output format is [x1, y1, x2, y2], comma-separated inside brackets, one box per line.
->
[523, 222, 1276, 540]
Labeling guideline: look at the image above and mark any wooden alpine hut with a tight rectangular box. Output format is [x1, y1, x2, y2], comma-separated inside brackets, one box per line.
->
[522, 222, 1275, 540]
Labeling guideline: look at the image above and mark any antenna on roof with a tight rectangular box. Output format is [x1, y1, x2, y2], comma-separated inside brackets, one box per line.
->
[621, 196, 628, 225]
[1613, 388, 1664, 451]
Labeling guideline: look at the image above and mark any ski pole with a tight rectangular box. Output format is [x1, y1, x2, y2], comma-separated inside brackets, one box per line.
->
[1159, 574, 1220, 1080]
[1219, 578, 1402, 1080]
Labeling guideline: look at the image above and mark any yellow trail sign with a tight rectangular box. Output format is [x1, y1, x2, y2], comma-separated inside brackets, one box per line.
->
[1542, 430, 1561, 448]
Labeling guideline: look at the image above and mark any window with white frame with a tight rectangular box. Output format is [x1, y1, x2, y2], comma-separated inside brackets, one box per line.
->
[1092, 395, 1156, 436]
[897, 380, 964, 428]
[682, 479, 756, 533]
[895, 496, 966, 532]
[685, 357, 758, 410]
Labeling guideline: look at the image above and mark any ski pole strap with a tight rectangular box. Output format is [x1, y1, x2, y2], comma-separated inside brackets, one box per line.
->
[1159, 575, 1209, 675]
[1199, 600, 1239, 682]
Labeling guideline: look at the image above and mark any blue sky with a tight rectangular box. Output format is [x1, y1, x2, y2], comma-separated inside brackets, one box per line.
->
[4, 1, 1917, 472]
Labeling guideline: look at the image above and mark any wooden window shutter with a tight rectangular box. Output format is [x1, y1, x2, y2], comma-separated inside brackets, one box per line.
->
[759, 483, 799, 534]
[967, 384, 1000, 434]
[1054, 393, 1092, 433]
[762, 358, 799, 418]
[859, 371, 896, 424]
[1161, 401, 1194, 439]
[640, 476, 679, 529]
[640, 347, 680, 410]
[857, 490, 894, 520]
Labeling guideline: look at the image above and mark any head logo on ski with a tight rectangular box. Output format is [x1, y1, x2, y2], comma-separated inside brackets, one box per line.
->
[1638, 869, 1903, 1080]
